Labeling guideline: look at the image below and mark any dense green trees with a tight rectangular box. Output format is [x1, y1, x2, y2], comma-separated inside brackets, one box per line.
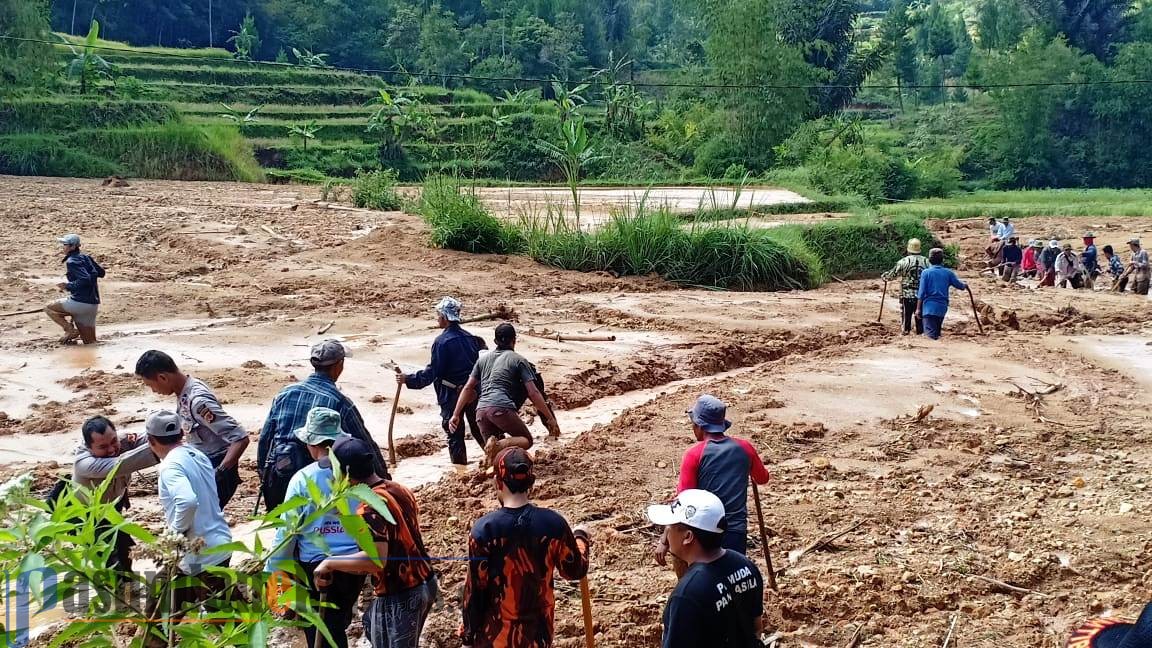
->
[1, 0, 54, 87]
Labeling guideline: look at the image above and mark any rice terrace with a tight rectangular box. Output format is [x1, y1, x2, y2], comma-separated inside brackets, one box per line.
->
[1, 0, 1151, 647]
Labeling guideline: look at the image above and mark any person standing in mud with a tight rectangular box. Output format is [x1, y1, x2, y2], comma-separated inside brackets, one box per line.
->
[313, 437, 437, 648]
[1126, 238, 1150, 295]
[881, 238, 929, 335]
[70, 416, 159, 573]
[449, 323, 560, 463]
[656, 394, 769, 567]
[1039, 240, 1061, 287]
[647, 489, 764, 648]
[266, 408, 363, 648]
[916, 248, 968, 340]
[134, 350, 249, 509]
[460, 447, 590, 648]
[1081, 232, 1100, 288]
[45, 233, 105, 344]
[397, 297, 486, 467]
[258, 340, 389, 510]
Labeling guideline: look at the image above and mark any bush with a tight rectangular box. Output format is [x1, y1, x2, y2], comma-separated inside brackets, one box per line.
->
[0, 99, 179, 133]
[352, 169, 403, 210]
[0, 134, 124, 176]
[788, 218, 944, 278]
[419, 176, 523, 254]
[809, 147, 920, 204]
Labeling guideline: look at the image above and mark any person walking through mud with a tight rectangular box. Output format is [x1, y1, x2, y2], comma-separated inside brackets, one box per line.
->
[882, 238, 929, 335]
[449, 323, 560, 464]
[257, 339, 389, 510]
[916, 248, 968, 340]
[313, 437, 437, 648]
[1126, 238, 1150, 295]
[647, 489, 764, 648]
[397, 297, 486, 466]
[135, 350, 249, 509]
[45, 233, 105, 344]
[656, 394, 769, 568]
[265, 408, 363, 648]
[460, 447, 590, 648]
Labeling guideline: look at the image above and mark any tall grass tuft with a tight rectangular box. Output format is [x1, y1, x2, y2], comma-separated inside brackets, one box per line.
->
[420, 176, 524, 254]
[779, 217, 943, 278]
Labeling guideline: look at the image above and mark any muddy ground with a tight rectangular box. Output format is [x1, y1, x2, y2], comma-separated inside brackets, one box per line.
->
[1, 175, 1151, 647]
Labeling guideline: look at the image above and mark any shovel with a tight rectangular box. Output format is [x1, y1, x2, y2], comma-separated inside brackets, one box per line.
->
[751, 480, 779, 592]
[877, 280, 888, 323]
[387, 366, 402, 466]
[966, 287, 985, 335]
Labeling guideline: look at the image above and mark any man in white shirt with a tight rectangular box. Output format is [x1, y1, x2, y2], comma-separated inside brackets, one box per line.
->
[145, 410, 233, 628]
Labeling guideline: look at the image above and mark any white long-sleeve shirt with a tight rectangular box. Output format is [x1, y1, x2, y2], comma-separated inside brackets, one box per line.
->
[158, 444, 232, 574]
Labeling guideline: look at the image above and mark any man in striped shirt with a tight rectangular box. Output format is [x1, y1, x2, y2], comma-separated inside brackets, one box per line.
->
[257, 340, 389, 510]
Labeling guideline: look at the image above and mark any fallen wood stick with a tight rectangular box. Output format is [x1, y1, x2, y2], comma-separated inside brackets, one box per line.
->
[317, 320, 335, 335]
[846, 621, 867, 648]
[526, 330, 617, 343]
[170, 230, 235, 235]
[0, 308, 42, 318]
[788, 519, 863, 566]
[961, 573, 1050, 598]
[260, 224, 285, 239]
[941, 614, 957, 648]
[427, 306, 518, 329]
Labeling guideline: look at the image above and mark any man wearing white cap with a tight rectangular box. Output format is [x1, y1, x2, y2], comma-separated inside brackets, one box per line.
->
[45, 233, 105, 344]
[647, 489, 764, 648]
[143, 410, 233, 641]
[396, 297, 486, 466]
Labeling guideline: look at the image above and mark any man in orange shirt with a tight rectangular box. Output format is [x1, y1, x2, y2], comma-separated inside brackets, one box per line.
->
[313, 438, 436, 648]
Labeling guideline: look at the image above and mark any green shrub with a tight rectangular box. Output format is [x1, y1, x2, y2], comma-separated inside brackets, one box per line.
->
[266, 168, 330, 184]
[419, 176, 523, 254]
[352, 169, 403, 210]
[786, 217, 944, 278]
[809, 147, 923, 204]
[0, 134, 124, 176]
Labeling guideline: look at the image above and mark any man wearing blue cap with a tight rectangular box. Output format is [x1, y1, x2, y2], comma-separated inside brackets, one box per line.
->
[396, 297, 486, 466]
[45, 233, 105, 344]
[656, 394, 769, 564]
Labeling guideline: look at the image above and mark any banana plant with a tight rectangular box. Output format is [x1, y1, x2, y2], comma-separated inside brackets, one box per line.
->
[550, 81, 590, 123]
[227, 12, 260, 61]
[218, 103, 263, 124]
[291, 47, 329, 68]
[61, 21, 111, 95]
[289, 120, 321, 150]
[536, 116, 606, 229]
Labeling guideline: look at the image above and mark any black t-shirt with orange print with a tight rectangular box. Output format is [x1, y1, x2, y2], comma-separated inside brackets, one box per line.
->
[462, 504, 589, 648]
[361, 480, 433, 595]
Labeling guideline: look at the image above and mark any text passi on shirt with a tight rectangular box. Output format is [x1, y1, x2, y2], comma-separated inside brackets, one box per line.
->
[662, 550, 763, 648]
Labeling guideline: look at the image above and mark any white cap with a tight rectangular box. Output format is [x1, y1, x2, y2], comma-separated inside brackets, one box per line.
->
[646, 489, 726, 533]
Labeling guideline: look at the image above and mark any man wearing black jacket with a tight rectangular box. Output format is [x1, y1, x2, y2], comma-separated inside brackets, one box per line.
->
[46, 233, 105, 344]
[397, 297, 485, 466]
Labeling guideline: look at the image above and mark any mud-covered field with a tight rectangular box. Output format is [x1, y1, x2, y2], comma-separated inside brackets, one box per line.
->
[1, 175, 1151, 647]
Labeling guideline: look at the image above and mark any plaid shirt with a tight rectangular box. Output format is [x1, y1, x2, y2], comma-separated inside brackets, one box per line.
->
[882, 254, 930, 299]
[257, 373, 386, 475]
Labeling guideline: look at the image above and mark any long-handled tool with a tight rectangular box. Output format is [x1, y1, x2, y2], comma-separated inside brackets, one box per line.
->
[877, 280, 888, 323]
[965, 287, 985, 335]
[579, 577, 595, 648]
[312, 590, 328, 648]
[750, 480, 778, 592]
[1112, 267, 1133, 292]
[0, 308, 42, 319]
[387, 367, 402, 467]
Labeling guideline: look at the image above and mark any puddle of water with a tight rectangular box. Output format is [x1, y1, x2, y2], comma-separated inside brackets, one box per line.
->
[1060, 335, 1152, 389]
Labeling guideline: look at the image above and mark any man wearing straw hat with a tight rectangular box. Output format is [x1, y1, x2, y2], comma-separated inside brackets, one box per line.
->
[881, 238, 929, 335]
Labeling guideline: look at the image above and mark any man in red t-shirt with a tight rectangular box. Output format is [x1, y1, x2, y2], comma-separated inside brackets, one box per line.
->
[314, 438, 437, 648]
[656, 395, 768, 567]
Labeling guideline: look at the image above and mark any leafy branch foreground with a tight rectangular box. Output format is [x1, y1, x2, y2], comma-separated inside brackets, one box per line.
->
[0, 462, 393, 646]
[416, 177, 943, 291]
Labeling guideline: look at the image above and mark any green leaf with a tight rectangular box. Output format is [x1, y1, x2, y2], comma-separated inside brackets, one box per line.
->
[248, 619, 269, 647]
[347, 485, 394, 524]
[341, 513, 378, 561]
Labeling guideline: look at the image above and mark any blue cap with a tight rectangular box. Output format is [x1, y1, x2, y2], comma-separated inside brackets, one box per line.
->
[687, 394, 731, 434]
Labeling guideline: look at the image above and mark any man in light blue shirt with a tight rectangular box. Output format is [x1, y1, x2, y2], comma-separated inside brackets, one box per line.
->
[916, 248, 968, 340]
[266, 407, 363, 648]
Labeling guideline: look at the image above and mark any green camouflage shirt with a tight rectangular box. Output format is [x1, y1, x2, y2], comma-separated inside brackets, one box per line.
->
[882, 254, 930, 299]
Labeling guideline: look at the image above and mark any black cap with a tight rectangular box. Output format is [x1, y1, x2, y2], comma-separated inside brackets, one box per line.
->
[332, 437, 376, 476]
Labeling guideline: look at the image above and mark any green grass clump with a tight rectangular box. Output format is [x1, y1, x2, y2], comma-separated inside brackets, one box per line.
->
[0, 125, 262, 182]
[0, 99, 179, 133]
[352, 169, 404, 210]
[879, 189, 1152, 219]
[420, 176, 524, 254]
[780, 217, 943, 278]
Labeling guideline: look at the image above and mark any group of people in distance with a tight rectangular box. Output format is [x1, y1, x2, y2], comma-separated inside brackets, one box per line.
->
[983, 219, 1150, 294]
[65, 295, 775, 648]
